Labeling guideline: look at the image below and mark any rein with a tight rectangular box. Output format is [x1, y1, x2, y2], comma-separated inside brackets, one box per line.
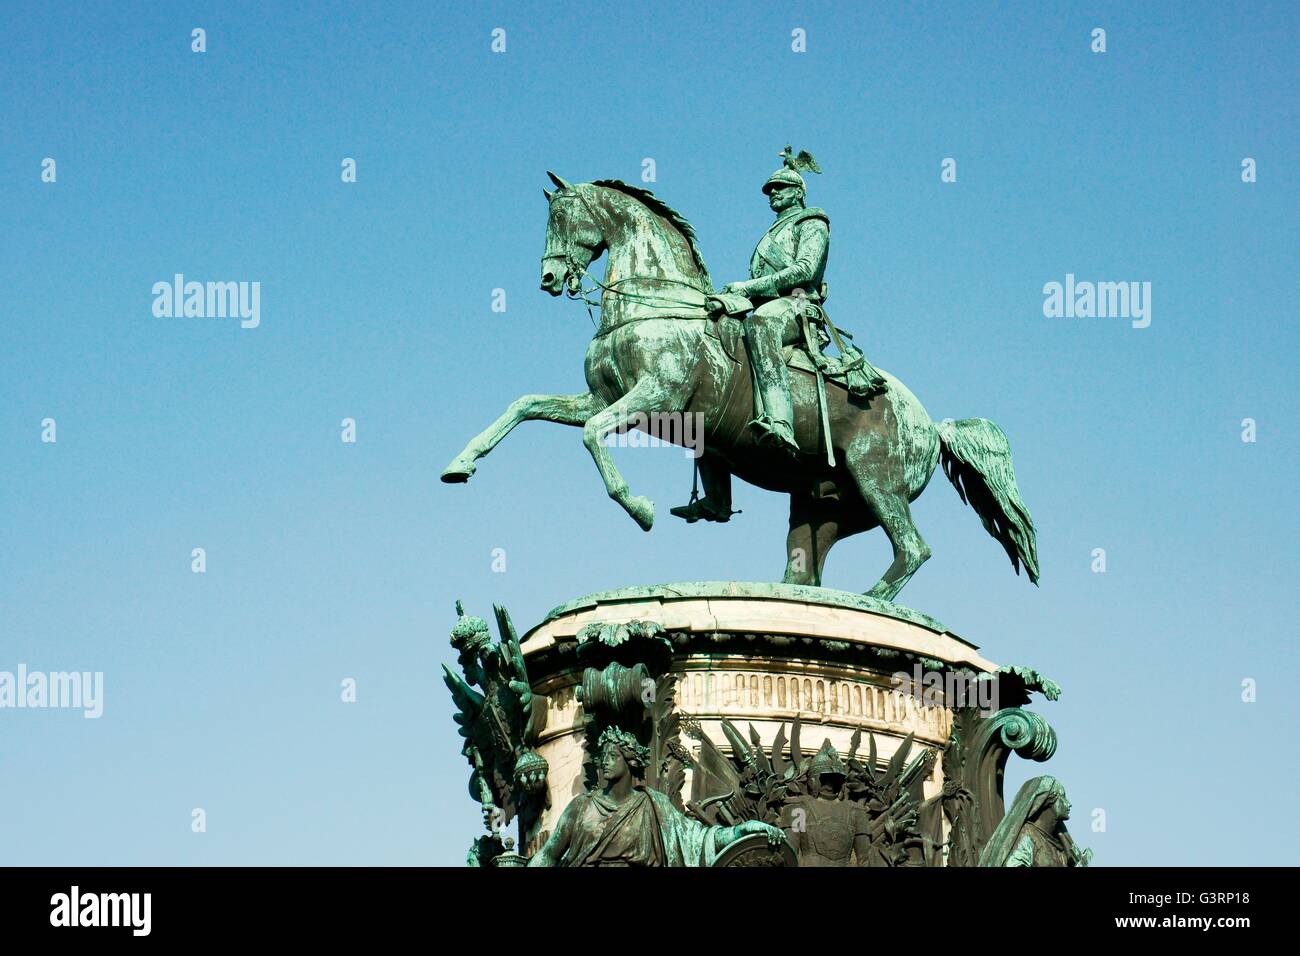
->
[569, 272, 743, 365]
[574, 270, 716, 337]
[581, 270, 709, 310]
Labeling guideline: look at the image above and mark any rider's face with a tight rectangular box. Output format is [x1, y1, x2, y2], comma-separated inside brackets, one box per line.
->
[768, 185, 801, 213]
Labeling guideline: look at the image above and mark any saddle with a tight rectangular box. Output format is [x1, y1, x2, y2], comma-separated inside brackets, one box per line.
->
[710, 292, 887, 398]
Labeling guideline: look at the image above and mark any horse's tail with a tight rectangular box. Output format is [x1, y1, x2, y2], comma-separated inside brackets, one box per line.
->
[935, 418, 1040, 585]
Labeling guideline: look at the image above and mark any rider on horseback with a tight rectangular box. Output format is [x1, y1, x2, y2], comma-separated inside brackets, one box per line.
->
[445, 170, 1040, 601]
[716, 146, 829, 458]
[674, 148, 890, 525]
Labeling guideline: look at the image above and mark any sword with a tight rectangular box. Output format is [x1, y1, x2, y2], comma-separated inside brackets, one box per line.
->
[800, 310, 836, 468]
[814, 365, 835, 468]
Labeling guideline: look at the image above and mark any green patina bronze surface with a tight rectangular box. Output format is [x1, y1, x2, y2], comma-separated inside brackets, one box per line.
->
[528, 622, 790, 867]
[526, 730, 788, 867]
[685, 716, 937, 867]
[539, 580, 953, 635]
[441, 151, 1039, 602]
[939, 701, 1062, 866]
[979, 776, 1092, 867]
[441, 602, 549, 866]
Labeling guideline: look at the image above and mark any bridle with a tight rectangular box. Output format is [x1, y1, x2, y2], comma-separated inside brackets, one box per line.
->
[544, 187, 714, 332]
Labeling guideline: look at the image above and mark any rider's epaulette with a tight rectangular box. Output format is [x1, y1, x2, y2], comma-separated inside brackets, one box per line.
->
[763, 207, 829, 246]
[794, 207, 830, 230]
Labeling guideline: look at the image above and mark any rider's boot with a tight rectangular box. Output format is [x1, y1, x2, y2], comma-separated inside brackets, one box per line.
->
[745, 308, 801, 458]
[747, 362, 800, 457]
[671, 457, 738, 523]
[670, 497, 735, 523]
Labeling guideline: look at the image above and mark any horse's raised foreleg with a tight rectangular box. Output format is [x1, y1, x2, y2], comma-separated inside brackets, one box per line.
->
[580, 382, 673, 532]
[441, 391, 605, 483]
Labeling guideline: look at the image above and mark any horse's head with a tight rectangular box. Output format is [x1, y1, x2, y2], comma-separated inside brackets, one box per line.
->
[540, 172, 605, 297]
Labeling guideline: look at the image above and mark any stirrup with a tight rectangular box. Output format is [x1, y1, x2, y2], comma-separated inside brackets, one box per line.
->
[670, 497, 737, 524]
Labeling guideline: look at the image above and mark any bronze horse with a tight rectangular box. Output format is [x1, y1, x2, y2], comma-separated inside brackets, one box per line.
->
[442, 175, 1038, 601]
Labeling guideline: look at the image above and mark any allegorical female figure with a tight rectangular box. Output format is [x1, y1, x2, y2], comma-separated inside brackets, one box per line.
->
[978, 775, 1092, 867]
[528, 727, 787, 867]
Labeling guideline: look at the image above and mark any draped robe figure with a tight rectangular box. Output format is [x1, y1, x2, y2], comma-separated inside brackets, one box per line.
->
[531, 786, 728, 867]
[978, 775, 1092, 868]
[528, 727, 786, 867]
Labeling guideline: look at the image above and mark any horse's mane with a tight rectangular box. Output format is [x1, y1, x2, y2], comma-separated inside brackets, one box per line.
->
[588, 179, 714, 289]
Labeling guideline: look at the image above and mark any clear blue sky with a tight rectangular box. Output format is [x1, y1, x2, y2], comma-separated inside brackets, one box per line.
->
[1, 1, 1296, 865]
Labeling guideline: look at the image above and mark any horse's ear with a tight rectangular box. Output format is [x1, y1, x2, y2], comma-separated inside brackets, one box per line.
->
[543, 187, 555, 202]
[547, 170, 570, 189]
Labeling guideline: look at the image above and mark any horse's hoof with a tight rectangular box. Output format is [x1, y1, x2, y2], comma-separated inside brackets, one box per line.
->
[626, 496, 655, 532]
[441, 460, 476, 483]
[864, 584, 899, 604]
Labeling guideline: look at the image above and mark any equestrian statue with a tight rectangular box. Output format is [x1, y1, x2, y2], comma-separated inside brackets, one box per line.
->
[441, 148, 1039, 602]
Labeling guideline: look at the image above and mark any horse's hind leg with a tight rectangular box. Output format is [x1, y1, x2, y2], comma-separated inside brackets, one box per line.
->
[783, 491, 841, 586]
[854, 479, 931, 602]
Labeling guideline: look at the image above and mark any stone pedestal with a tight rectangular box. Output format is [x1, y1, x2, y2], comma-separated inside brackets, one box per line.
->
[519, 581, 1000, 856]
